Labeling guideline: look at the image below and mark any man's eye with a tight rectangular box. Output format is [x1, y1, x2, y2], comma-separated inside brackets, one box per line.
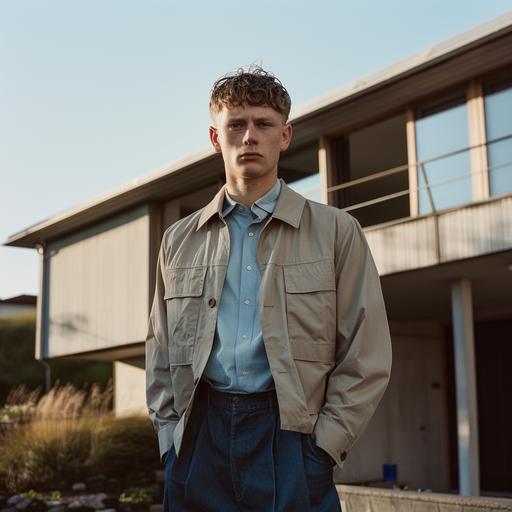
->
[229, 122, 243, 129]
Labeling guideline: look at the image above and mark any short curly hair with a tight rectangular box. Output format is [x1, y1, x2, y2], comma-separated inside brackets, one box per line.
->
[209, 65, 291, 123]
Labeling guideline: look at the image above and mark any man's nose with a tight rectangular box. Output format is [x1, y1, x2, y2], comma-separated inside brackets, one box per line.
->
[243, 124, 257, 145]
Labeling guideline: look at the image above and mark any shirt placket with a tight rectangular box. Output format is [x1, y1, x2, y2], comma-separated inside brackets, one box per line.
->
[234, 207, 263, 387]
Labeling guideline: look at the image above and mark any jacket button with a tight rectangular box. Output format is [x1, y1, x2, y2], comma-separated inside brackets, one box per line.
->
[340, 451, 347, 461]
[208, 297, 216, 308]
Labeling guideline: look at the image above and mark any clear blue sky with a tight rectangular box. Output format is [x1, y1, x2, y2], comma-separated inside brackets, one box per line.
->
[1, 0, 510, 299]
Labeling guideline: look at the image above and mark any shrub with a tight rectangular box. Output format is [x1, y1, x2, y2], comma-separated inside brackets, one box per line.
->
[0, 380, 159, 493]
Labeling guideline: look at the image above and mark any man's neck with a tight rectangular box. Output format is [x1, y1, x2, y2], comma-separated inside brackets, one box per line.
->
[225, 174, 278, 207]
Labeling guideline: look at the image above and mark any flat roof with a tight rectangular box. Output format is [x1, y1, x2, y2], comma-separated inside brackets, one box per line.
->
[5, 10, 512, 248]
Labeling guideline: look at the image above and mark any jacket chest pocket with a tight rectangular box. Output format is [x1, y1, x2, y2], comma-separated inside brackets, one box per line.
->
[283, 260, 336, 360]
[164, 266, 207, 355]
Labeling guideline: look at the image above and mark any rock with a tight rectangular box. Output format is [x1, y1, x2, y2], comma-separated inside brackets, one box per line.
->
[68, 494, 107, 511]
[13, 498, 31, 511]
[6, 497, 24, 507]
[71, 484, 86, 492]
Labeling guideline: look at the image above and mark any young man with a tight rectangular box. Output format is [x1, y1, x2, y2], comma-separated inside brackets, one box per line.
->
[146, 67, 392, 511]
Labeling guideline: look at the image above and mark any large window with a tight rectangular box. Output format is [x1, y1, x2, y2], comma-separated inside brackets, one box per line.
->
[484, 78, 512, 197]
[415, 94, 472, 215]
[333, 114, 409, 227]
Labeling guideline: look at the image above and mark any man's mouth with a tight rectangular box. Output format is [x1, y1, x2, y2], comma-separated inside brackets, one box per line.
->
[239, 152, 263, 159]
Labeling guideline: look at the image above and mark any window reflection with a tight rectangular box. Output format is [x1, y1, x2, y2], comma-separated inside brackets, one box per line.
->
[415, 97, 472, 214]
[485, 81, 512, 197]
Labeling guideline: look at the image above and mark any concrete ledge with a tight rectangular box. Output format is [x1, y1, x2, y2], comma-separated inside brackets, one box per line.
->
[337, 485, 512, 511]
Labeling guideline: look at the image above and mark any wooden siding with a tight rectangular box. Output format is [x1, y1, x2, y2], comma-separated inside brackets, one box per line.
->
[439, 196, 512, 261]
[45, 206, 150, 358]
[365, 195, 512, 275]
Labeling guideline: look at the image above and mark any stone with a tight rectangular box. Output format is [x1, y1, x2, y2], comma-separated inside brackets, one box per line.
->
[6, 497, 23, 507]
[71, 484, 86, 493]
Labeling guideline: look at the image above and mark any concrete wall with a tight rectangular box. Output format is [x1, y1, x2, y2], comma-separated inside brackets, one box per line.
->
[337, 485, 512, 510]
[336, 322, 451, 492]
[114, 357, 146, 417]
[44, 205, 151, 358]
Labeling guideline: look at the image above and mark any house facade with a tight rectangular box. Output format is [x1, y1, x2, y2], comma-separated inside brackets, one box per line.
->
[5, 12, 512, 497]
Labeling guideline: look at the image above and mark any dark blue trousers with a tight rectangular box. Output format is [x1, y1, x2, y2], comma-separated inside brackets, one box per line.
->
[163, 379, 342, 511]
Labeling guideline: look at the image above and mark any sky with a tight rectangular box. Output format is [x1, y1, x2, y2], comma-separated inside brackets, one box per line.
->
[1, 0, 511, 299]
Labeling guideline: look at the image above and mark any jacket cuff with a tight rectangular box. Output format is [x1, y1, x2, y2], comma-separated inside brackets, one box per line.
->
[158, 421, 179, 464]
[313, 414, 350, 469]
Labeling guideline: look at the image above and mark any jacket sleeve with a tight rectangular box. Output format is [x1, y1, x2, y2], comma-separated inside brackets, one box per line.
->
[313, 213, 392, 468]
[145, 238, 180, 464]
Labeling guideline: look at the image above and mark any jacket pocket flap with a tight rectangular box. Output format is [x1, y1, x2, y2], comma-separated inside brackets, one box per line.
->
[290, 340, 335, 363]
[164, 266, 207, 299]
[283, 260, 335, 293]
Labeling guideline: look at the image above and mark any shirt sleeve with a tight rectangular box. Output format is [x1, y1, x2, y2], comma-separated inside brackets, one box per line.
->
[145, 238, 180, 464]
[313, 213, 392, 468]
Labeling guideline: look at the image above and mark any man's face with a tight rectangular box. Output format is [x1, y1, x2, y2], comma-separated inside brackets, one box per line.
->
[209, 104, 292, 182]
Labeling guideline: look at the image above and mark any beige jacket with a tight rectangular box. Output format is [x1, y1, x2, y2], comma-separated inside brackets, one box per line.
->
[145, 177, 392, 469]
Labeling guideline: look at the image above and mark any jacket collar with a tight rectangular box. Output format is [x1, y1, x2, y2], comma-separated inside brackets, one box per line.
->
[196, 177, 306, 232]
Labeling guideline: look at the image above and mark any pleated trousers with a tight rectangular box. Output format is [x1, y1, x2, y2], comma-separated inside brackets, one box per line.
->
[163, 379, 342, 512]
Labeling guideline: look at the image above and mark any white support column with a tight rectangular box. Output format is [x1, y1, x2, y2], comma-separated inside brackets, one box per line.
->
[318, 135, 333, 206]
[450, 278, 480, 496]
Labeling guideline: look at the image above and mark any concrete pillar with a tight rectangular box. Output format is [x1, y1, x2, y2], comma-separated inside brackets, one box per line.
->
[450, 278, 480, 496]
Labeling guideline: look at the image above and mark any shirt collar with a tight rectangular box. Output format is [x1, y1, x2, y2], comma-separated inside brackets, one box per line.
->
[196, 177, 306, 231]
[222, 178, 281, 219]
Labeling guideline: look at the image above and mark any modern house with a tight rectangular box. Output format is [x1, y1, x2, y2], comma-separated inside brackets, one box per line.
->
[4, 11, 512, 498]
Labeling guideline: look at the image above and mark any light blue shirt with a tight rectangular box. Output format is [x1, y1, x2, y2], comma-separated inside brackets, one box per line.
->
[203, 178, 282, 393]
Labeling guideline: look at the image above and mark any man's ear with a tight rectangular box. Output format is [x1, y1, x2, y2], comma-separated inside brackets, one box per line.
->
[280, 123, 293, 152]
[209, 125, 222, 153]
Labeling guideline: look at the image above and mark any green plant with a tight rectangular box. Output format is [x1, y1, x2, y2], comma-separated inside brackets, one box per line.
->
[50, 490, 62, 501]
[20, 489, 39, 499]
[119, 485, 159, 506]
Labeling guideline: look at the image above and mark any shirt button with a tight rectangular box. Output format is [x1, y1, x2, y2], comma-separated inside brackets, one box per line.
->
[237, 206, 244, 212]
[241, 371, 248, 376]
[246, 265, 252, 271]
[241, 335, 247, 340]
[244, 299, 251, 305]
[208, 297, 216, 308]
[248, 232, 254, 237]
